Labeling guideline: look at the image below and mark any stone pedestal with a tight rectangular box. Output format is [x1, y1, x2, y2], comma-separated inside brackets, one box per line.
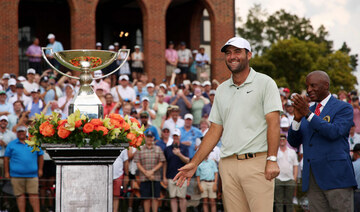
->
[43, 144, 127, 212]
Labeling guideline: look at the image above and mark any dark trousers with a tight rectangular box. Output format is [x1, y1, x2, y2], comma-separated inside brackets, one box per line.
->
[274, 178, 296, 212]
[355, 190, 360, 212]
[308, 169, 353, 212]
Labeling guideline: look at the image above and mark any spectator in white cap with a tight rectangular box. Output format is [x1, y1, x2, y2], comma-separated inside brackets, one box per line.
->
[8, 83, 32, 107]
[163, 105, 185, 136]
[57, 84, 74, 118]
[0, 91, 14, 116]
[280, 115, 290, 135]
[0, 115, 16, 158]
[131, 45, 144, 80]
[91, 70, 110, 94]
[110, 75, 136, 103]
[145, 83, 156, 109]
[26, 88, 44, 119]
[175, 37, 282, 212]
[201, 80, 211, 99]
[6, 78, 17, 100]
[138, 97, 156, 124]
[108, 45, 115, 51]
[195, 47, 210, 82]
[22, 68, 40, 96]
[17, 76, 26, 83]
[95, 42, 102, 50]
[114, 42, 119, 51]
[45, 33, 64, 69]
[179, 113, 203, 159]
[2, 73, 10, 90]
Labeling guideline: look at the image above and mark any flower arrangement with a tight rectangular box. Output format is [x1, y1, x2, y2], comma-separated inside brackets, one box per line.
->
[69, 56, 102, 68]
[26, 110, 145, 152]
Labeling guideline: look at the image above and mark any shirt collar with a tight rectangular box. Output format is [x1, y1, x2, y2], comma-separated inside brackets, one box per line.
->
[319, 93, 332, 107]
[229, 68, 256, 87]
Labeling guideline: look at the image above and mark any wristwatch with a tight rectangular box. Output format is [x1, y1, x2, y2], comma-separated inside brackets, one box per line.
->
[266, 156, 277, 162]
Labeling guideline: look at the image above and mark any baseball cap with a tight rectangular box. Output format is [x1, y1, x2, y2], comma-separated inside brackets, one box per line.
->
[192, 50, 198, 54]
[40, 76, 49, 82]
[17, 76, 26, 81]
[142, 96, 150, 102]
[2, 73, 10, 79]
[114, 42, 119, 46]
[221, 37, 252, 53]
[202, 81, 211, 87]
[119, 75, 129, 81]
[168, 105, 180, 111]
[140, 111, 149, 118]
[108, 45, 115, 50]
[172, 128, 181, 137]
[159, 83, 167, 89]
[94, 70, 103, 77]
[65, 84, 74, 90]
[184, 113, 193, 120]
[0, 115, 8, 122]
[0, 91, 6, 95]
[96, 42, 102, 47]
[27, 68, 36, 75]
[280, 134, 287, 139]
[192, 80, 201, 86]
[168, 41, 174, 45]
[54, 108, 62, 114]
[134, 45, 140, 49]
[209, 90, 216, 95]
[16, 125, 28, 132]
[47, 33, 55, 39]
[180, 41, 186, 46]
[145, 131, 155, 137]
[30, 88, 40, 93]
[8, 78, 16, 86]
[146, 83, 155, 88]
[354, 144, 360, 152]
[283, 88, 290, 93]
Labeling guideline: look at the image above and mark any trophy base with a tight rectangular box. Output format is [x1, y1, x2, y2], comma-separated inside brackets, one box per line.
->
[69, 103, 104, 119]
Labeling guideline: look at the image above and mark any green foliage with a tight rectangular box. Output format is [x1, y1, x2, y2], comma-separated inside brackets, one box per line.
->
[237, 4, 358, 92]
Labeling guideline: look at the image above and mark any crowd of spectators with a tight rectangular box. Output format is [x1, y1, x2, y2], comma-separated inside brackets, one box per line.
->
[1, 34, 360, 212]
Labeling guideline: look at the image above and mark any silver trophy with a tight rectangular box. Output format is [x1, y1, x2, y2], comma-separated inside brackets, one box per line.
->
[42, 48, 130, 118]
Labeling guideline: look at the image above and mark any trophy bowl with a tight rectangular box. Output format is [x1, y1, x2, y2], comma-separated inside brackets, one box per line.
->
[42, 47, 130, 118]
[53, 50, 118, 72]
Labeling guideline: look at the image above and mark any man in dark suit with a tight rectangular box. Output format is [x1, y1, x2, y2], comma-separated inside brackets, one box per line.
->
[288, 70, 356, 211]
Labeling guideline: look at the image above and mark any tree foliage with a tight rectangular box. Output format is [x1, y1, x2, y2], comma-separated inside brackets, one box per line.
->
[239, 4, 358, 93]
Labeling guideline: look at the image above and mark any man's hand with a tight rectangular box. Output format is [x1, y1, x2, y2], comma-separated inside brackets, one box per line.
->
[212, 183, 217, 192]
[172, 148, 181, 156]
[265, 160, 280, 180]
[163, 178, 168, 186]
[173, 162, 197, 187]
[4, 172, 10, 179]
[198, 185, 204, 193]
[38, 169, 43, 178]
[292, 94, 310, 118]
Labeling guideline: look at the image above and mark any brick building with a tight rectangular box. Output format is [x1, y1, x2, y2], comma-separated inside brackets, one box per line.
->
[0, 0, 235, 83]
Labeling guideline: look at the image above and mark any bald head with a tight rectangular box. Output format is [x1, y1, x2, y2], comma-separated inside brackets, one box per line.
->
[306, 70, 330, 102]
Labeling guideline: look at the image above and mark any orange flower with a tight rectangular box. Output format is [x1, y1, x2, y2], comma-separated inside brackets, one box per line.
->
[75, 120, 83, 128]
[129, 139, 137, 147]
[120, 120, 130, 132]
[39, 121, 55, 137]
[130, 118, 141, 128]
[109, 114, 124, 121]
[136, 136, 144, 147]
[126, 133, 137, 143]
[58, 126, 71, 139]
[57, 120, 68, 129]
[90, 119, 103, 126]
[83, 123, 95, 134]
[95, 126, 108, 136]
[110, 119, 121, 128]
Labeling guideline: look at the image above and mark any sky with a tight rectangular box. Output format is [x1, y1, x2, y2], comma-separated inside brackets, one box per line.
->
[235, 0, 360, 85]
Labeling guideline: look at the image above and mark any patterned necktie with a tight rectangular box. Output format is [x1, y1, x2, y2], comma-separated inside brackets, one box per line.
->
[314, 103, 322, 116]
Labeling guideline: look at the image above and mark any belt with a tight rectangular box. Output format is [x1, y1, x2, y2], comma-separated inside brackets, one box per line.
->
[202, 180, 215, 182]
[232, 152, 267, 160]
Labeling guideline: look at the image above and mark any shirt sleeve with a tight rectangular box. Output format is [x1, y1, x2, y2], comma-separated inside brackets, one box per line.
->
[263, 78, 283, 115]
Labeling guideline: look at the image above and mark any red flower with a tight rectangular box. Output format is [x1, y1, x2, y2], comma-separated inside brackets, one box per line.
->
[95, 126, 108, 136]
[39, 121, 55, 137]
[83, 123, 95, 134]
[90, 119, 103, 127]
[58, 126, 71, 139]
[130, 118, 141, 128]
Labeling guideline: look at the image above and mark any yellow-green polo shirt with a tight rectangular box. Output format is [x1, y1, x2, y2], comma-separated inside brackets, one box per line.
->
[209, 68, 283, 158]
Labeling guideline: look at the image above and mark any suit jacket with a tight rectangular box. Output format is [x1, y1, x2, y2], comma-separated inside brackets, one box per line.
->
[288, 96, 357, 191]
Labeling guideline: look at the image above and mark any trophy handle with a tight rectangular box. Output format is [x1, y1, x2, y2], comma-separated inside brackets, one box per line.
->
[93, 49, 131, 80]
[41, 47, 80, 80]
